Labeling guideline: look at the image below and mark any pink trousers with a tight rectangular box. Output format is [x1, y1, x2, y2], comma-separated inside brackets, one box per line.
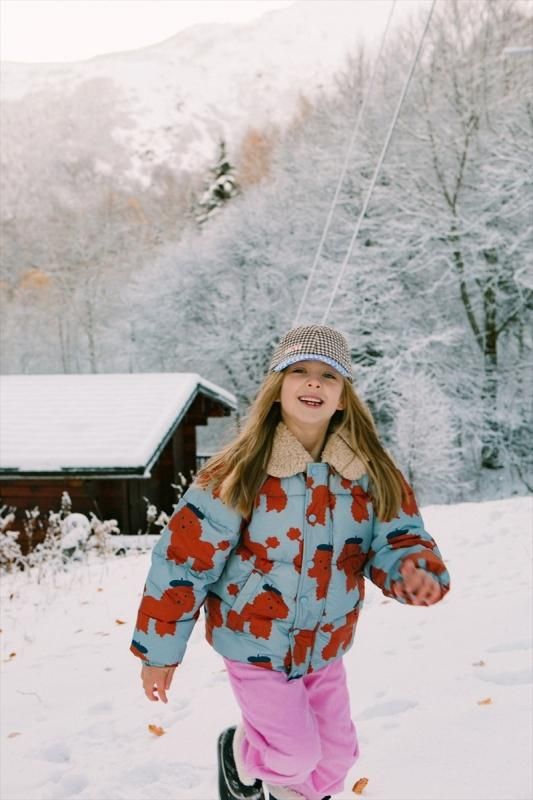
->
[224, 657, 359, 800]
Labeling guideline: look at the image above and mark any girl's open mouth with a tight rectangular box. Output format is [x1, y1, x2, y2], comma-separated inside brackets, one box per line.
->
[298, 396, 323, 407]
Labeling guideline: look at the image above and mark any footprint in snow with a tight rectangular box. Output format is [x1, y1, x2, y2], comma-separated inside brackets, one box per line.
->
[124, 760, 206, 790]
[58, 773, 89, 796]
[358, 698, 418, 720]
[476, 669, 532, 686]
[167, 696, 192, 723]
[162, 760, 209, 790]
[87, 700, 113, 715]
[41, 742, 71, 763]
[486, 639, 532, 653]
[123, 762, 161, 786]
[41, 773, 89, 800]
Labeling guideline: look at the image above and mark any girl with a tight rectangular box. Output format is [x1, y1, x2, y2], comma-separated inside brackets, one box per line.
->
[131, 324, 450, 800]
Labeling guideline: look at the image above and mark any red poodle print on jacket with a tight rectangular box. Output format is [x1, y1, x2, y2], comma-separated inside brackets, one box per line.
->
[400, 477, 419, 516]
[235, 526, 280, 574]
[308, 544, 333, 600]
[321, 608, 359, 660]
[286, 527, 303, 573]
[336, 537, 366, 591]
[293, 628, 317, 666]
[255, 476, 288, 512]
[205, 593, 223, 645]
[167, 503, 230, 571]
[341, 479, 371, 523]
[306, 483, 336, 526]
[136, 579, 196, 637]
[227, 584, 289, 639]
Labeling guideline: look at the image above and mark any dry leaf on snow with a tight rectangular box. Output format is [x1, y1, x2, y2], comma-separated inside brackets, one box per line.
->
[148, 724, 165, 737]
[352, 777, 369, 794]
[472, 660, 486, 667]
[477, 697, 492, 705]
[115, 619, 126, 625]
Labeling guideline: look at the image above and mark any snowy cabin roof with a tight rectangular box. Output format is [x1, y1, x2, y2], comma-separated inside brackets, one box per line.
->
[0, 373, 236, 477]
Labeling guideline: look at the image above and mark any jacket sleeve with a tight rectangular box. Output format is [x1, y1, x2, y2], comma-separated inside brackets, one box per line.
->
[363, 477, 450, 604]
[130, 482, 242, 667]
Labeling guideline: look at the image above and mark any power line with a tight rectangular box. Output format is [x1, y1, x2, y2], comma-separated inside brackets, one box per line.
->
[321, 0, 437, 325]
[292, 0, 397, 327]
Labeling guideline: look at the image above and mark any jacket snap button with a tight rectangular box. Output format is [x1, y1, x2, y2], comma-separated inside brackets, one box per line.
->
[308, 513, 317, 523]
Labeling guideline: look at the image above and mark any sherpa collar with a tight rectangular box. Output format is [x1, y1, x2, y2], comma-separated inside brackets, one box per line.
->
[266, 422, 366, 481]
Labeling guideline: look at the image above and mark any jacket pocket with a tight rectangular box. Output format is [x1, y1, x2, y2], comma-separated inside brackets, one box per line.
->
[230, 570, 264, 615]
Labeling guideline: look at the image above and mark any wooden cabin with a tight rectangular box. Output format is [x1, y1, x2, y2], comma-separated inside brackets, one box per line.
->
[0, 373, 236, 534]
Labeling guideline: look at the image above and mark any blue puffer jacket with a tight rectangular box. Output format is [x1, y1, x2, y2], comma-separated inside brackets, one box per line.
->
[131, 423, 450, 680]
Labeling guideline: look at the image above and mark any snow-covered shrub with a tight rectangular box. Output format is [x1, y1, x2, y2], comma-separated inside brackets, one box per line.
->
[0, 529, 22, 571]
[0, 496, 125, 576]
[88, 513, 121, 555]
[59, 512, 91, 558]
[0, 505, 16, 534]
[155, 509, 169, 529]
[171, 471, 192, 503]
[0, 506, 23, 571]
[60, 491, 72, 516]
[25, 509, 65, 581]
[141, 497, 170, 535]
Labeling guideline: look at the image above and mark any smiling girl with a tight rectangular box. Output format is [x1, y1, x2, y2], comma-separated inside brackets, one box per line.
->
[131, 324, 450, 800]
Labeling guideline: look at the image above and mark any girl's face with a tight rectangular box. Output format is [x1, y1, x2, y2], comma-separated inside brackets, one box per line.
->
[279, 360, 345, 430]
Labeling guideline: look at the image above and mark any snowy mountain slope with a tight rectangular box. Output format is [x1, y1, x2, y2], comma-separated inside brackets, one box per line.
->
[0, 1, 429, 184]
[0, 496, 531, 800]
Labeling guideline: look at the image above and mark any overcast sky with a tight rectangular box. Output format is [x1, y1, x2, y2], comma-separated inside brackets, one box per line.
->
[0, 0, 296, 63]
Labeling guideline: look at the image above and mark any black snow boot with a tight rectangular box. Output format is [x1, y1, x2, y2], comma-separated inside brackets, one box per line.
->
[265, 791, 331, 800]
[217, 726, 265, 800]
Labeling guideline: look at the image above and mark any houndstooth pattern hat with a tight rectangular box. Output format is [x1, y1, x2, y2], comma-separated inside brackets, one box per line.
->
[269, 324, 353, 379]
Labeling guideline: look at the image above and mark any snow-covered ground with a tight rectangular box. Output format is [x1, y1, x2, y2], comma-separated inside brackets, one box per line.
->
[1, 496, 531, 800]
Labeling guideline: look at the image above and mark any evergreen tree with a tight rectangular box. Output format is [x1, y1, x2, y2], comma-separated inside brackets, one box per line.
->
[195, 139, 240, 225]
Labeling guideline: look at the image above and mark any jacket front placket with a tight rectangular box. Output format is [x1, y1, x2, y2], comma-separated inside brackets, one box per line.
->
[287, 462, 332, 680]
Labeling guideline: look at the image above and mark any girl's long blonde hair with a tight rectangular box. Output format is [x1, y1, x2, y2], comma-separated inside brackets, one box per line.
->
[196, 372, 405, 521]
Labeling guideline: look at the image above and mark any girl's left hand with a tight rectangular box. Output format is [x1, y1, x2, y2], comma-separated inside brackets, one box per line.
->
[396, 560, 442, 605]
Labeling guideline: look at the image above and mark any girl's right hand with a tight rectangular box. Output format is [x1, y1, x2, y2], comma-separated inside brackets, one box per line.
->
[141, 664, 178, 703]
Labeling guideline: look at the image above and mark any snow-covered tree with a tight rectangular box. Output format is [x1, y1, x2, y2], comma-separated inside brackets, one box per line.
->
[392, 371, 462, 502]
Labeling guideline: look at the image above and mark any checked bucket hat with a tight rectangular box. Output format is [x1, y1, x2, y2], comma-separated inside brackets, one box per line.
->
[269, 324, 353, 379]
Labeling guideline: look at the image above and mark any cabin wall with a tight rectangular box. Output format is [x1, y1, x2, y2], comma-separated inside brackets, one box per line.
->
[0, 477, 127, 551]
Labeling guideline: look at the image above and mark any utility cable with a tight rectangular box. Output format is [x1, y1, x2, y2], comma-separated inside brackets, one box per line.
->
[321, 0, 436, 325]
[292, 0, 397, 326]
